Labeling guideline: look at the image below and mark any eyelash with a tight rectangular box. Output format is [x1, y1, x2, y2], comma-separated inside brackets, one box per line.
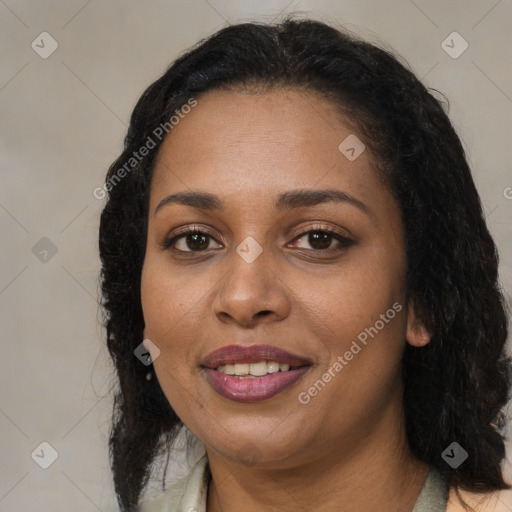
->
[161, 224, 353, 255]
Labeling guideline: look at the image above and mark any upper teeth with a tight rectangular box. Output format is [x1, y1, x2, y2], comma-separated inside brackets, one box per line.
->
[216, 361, 291, 376]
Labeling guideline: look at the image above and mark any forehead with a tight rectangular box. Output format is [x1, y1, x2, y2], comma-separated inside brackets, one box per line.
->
[149, 88, 390, 216]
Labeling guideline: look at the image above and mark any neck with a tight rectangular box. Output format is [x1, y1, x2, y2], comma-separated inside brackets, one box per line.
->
[206, 384, 429, 512]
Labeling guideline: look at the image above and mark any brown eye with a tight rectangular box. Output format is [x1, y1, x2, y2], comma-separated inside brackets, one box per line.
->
[163, 228, 221, 253]
[305, 231, 333, 250]
[180, 232, 210, 251]
[291, 228, 353, 252]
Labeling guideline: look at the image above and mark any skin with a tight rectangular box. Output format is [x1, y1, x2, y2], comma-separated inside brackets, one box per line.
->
[140, 87, 435, 512]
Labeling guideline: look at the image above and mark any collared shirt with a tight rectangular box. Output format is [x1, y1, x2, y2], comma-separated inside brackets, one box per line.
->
[136, 455, 449, 512]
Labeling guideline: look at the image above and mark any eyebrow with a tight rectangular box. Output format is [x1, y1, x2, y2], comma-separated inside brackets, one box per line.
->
[154, 189, 369, 216]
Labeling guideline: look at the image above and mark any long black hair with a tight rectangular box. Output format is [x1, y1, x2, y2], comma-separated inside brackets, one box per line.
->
[98, 16, 511, 511]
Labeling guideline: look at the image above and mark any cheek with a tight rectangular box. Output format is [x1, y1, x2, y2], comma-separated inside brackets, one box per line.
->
[140, 254, 208, 337]
[296, 247, 406, 336]
[140, 257, 213, 406]
[294, 250, 407, 407]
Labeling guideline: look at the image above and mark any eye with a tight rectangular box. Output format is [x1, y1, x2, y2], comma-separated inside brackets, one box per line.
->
[162, 227, 222, 253]
[289, 226, 353, 251]
[161, 225, 353, 255]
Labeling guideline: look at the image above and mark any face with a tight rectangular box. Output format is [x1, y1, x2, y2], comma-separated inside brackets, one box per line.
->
[141, 87, 426, 468]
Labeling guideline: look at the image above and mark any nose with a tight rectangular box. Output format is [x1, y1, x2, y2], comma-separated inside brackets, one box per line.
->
[212, 243, 291, 328]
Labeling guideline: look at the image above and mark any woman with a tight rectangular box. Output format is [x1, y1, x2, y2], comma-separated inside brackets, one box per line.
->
[98, 17, 511, 512]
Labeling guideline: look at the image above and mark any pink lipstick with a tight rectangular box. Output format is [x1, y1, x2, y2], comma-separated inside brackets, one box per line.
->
[201, 344, 311, 402]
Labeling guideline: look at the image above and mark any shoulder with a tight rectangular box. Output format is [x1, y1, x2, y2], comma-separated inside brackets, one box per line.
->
[135, 454, 209, 512]
[446, 482, 512, 512]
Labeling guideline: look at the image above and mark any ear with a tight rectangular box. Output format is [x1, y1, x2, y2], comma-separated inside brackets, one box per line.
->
[406, 299, 431, 347]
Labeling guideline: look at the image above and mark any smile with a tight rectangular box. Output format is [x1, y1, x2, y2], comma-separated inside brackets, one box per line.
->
[216, 361, 295, 376]
[201, 344, 312, 402]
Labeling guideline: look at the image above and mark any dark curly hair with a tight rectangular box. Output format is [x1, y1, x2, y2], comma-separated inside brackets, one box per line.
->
[98, 16, 511, 511]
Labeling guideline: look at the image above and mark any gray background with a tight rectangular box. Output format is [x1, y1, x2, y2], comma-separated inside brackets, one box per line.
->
[1, 1, 511, 510]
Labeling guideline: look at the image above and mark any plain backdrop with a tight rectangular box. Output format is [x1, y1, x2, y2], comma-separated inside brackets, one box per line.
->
[1, 1, 511, 511]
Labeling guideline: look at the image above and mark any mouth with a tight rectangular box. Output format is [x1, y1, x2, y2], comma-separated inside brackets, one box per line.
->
[201, 344, 312, 402]
[215, 360, 302, 377]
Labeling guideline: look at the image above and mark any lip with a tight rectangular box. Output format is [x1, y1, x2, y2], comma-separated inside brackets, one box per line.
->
[203, 367, 310, 402]
[201, 344, 312, 402]
[201, 344, 312, 369]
